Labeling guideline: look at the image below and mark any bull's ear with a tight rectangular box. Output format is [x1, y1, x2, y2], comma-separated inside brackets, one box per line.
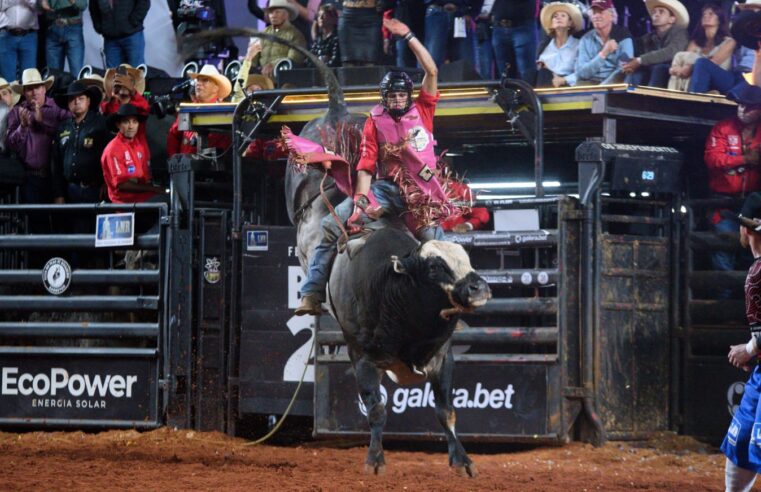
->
[391, 255, 406, 274]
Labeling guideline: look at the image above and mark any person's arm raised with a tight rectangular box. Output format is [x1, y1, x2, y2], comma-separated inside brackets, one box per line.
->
[383, 18, 438, 95]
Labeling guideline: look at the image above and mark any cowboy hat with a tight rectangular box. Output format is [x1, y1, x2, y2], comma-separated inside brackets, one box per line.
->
[644, 0, 689, 29]
[731, 1, 761, 49]
[106, 103, 147, 133]
[727, 81, 761, 106]
[0, 78, 20, 107]
[245, 73, 275, 91]
[264, 0, 298, 21]
[104, 64, 145, 96]
[79, 73, 106, 94]
[540, 2, 584, 34]
[54, 80, 103, 110]
[189, 64, 232, 100]
[10, 68, 54, 95]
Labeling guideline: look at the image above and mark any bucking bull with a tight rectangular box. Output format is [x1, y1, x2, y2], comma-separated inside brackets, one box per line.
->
[187, 28, 491, 477]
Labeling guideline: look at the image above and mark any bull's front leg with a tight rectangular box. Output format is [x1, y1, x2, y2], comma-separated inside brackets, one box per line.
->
[354, 356, 387, 475]
[429, 348, 477, 477]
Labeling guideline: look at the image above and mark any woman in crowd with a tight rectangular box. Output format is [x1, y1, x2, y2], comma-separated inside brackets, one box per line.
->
[0, 78, 19, 153]
[527, 2, 583, 88]
[667, 3, 735, 91]
[310, 4, 340, 68]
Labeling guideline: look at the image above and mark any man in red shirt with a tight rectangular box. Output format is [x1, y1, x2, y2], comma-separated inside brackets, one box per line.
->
[295, 17, 449, 316]
[101, 104, 165, 204]
[705, 81, 761, 273]
[167, 64, 232, 157]
[101, 64, 151, 161]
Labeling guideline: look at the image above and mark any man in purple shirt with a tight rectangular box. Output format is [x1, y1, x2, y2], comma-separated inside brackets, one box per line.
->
[7, 68, 70, 204]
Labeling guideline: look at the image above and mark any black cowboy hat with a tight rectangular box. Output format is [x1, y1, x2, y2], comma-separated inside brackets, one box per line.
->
[740, 192, 761, 231]
[106, 103, 147, 133]
[727, 81, 761, 106]
[54, 80, 103, 110]
[731, 5, 761, 50]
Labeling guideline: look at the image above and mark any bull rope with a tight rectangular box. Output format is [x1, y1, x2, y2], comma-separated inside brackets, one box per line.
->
[319, 172, 350, 245]
[244, 331, 315, 446]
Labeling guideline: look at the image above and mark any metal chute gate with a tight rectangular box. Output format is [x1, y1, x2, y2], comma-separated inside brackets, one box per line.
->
[0, 202, 168, 428]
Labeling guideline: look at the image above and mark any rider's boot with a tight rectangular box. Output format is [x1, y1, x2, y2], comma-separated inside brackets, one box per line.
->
[295, 294, 324, 316]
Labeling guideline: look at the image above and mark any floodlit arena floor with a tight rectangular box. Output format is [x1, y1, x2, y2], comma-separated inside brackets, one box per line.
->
[0, 427, 725, 491]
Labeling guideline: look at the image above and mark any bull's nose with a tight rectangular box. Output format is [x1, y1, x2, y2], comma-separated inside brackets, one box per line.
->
[468, 280, 491, 301]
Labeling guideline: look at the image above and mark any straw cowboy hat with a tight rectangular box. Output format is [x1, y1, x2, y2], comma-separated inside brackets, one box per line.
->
[10, 68, 54, 94]
[79, 73, 106, 95]
[264, 0, 298, 21]
[0, 78, 20, 107]
[189, 64, 232, 100]
[245, 73, 275, 91]
[540, 2, 584, 34]
[644, 0, 689, 29]
[732, 0, 761, 49]
[104, 64, 146, 96]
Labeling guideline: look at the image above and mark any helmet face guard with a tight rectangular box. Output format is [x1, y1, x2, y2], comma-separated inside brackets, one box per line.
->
[380, 71, 413, 118]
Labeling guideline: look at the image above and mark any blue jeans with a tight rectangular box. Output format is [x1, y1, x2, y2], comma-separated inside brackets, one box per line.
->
[300, 180, 443, 299]
[625, 62, 670, 88]
[395, 38, 416, 68]
[477, 38, 495, 80]
[712, 214, 740, 272]
[0, 30, 38, 82]
[103, 30, 145, 68]
[423, 5, 472, 67]
[688, 57, 743, 94]
[46, 24, 85, 76]
[491, 21, 537, 80]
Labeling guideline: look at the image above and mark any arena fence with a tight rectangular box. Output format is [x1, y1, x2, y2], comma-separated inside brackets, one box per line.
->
[681, 196, 749, 444]
[0, 202, 169, 428]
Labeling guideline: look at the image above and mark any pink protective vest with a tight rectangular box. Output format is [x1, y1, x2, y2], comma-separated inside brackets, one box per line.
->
[370, 103, 438, 181]
[369, 103, 452, 230]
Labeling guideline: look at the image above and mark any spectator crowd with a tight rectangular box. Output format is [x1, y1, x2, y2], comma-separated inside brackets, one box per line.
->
[0, 0, 761, 215]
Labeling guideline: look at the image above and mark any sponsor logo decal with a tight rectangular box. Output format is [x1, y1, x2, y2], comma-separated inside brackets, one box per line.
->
[42, 257, 71, 295]
[246, 230, 269, 251]
[203, 256, 221, 284]
[728, 381, 745, 417]
[1, 367, 139, 411]
[356, 382, 517, 415]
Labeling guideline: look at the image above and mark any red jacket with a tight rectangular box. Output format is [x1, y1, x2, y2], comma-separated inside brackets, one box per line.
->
[166, 100, 232, 157]
[101, 132, 156, 204]
[101, 93, 151, 162]
[704, 117, 761, 196]
[440, 181, 490, 231]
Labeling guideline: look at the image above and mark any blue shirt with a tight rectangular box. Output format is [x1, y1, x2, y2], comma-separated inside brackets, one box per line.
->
[575, 24, 634, 84]
[538, 36, 580, 86]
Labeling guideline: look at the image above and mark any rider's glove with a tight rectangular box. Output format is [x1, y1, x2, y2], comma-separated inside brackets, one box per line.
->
[347, 194, 369, 234]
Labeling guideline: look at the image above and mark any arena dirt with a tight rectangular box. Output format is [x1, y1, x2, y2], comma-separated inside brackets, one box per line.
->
[0, 428, 726, 490]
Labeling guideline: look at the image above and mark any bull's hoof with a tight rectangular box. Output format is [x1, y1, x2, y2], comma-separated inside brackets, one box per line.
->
[452, 462, 478, 478]
[364, 462, 386, 475]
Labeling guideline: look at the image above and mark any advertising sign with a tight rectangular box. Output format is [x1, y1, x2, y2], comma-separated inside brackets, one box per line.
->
[95, 213, 135, 247]
[0, 353, 158, 425]
[315, 363, 549, 437]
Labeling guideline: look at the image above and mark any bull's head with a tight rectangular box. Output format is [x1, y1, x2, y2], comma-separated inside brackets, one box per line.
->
[391, 240, 491, 318]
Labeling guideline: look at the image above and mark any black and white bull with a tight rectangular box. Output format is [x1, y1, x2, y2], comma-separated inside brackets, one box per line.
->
[328, 227, 491, 476]
[182, 26, 491, 477]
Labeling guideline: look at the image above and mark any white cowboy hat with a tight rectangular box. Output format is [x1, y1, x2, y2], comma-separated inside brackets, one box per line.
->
[264, 0, 298, 21]
[189, 64, 232, 100]
[10, 68, 54, 94]
[540, 2, 584, 34]
[104, 64, 146, 96]
[645, 0, 689, 29]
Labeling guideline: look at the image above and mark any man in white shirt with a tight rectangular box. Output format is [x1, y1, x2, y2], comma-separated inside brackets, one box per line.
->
[0, 0, 39, 82]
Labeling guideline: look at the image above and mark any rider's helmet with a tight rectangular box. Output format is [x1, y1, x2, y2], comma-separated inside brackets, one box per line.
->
[380, 71, 413, 118]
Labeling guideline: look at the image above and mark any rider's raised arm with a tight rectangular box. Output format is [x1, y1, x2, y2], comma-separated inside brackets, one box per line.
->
[383, 18, 438, 95]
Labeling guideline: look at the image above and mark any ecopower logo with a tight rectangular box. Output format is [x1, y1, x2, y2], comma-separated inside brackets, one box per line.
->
[1, 367, 139, 410]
